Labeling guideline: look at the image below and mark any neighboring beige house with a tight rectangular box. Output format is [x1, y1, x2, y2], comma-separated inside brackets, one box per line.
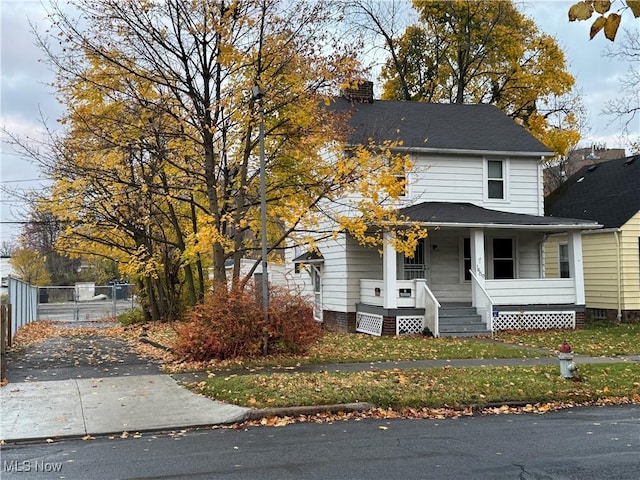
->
[545, 155, 640, 322]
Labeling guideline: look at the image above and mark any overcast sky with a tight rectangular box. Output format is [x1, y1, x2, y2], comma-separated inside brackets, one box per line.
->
[1, 0, 638, 245]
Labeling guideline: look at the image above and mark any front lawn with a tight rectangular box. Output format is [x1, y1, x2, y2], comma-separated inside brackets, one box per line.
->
[495, 322, 640, 356]
[159, 331, 548, 372]
[195, 363, 640, 409]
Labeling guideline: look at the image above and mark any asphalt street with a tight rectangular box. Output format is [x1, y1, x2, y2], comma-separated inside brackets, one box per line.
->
[2, 404, 639, 480]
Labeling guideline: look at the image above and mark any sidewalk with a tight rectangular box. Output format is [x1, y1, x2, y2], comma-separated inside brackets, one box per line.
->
[2, 323, 639, 443]
[1, 374, 249, 442]
[0, 322, 253, 443]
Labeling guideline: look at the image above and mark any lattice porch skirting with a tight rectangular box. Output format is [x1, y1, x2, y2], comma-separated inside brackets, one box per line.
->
[356, 312, 383, 336]
[396, 316, 425, 335]
[493, 311, 575, 331]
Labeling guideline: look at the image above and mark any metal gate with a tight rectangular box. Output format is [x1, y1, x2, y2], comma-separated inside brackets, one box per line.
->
[37, 282, 138, 322]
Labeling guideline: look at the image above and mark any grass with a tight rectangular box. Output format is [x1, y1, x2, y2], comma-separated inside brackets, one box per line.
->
[12, 318, 640, 413]
[296, 332, 546, 363]
[146, 322, 639, 372]
[495, 322, 640, 356]
[185, 323, 640, 411]
[160, 332, 549, 372]
[196, 363, 640, 409]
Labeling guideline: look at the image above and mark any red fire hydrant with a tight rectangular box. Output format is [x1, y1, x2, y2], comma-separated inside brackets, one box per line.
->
[558, 342, 577, 379]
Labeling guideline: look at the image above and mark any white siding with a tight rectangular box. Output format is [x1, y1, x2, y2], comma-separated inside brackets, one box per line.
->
[345, 236, 383, 311]
[406, 155, 481, 204]
[236, 257, 313, 298]
[507, 161, 542, 215]
[303, 233, 383, 314]
[314, 234, 349, 313]
[405, 153, 541, 215]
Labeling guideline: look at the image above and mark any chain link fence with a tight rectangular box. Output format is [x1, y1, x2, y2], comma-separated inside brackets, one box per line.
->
[37, 282, 139, 322]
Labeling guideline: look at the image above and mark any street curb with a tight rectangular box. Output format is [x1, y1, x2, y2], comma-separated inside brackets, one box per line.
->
[243, 402, 376, 421]
[0, 404, 376, 445]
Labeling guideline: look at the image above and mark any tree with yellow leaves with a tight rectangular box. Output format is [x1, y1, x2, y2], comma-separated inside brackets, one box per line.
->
[30, 0, 424, 320]
[9, 248, 51, 286]
[352, 0, 583, 159]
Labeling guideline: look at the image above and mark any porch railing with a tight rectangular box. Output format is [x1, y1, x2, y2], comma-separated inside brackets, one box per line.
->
[420, 282, 440, 337]
[469, 270, 494, 333]
[484, 278, 576, 305]
[359, 279, 420, 308]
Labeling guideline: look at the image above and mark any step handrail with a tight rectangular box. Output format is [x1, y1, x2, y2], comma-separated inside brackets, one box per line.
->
[421, 282, 440, 338]
[468, 270, 494, 334]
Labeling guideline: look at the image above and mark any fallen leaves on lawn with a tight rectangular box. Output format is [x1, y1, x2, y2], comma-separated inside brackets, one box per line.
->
[496, 324, 640, 356]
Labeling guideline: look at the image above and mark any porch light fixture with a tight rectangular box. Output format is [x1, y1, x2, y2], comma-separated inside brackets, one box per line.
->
[252, 85, 269, 355]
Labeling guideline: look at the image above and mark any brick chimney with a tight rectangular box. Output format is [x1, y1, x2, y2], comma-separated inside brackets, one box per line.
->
[341, 80, 374, 103]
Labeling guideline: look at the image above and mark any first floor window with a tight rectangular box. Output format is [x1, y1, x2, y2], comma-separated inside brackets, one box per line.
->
[559, 243, 570, 278]
[492, 238, 514, 279]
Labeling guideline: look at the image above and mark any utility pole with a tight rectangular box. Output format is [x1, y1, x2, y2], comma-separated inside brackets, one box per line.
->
[252, 85, 269, 355]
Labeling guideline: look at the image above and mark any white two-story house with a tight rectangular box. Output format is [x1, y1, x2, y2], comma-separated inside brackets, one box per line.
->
[290, 82, 600, 337]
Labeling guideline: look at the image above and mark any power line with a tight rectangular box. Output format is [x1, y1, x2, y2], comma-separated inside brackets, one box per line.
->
[0, 179, 47, 184]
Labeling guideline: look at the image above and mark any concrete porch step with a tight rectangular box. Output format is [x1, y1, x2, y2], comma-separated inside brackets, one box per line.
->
[438, 305, 491, 337]
[439, 307, 478, 317]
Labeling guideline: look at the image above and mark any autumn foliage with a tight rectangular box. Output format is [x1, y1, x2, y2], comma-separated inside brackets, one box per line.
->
[175, 282, 321, 362]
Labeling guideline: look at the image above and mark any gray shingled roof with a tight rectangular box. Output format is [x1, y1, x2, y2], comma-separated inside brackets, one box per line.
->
[292, 251, 324, 263]
[329, 97, 553, 156]
[400, 202, 599, 230]
[545, 155, 640, 229]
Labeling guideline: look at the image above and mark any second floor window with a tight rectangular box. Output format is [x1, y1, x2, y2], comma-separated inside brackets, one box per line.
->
[487, 160, 504, 199]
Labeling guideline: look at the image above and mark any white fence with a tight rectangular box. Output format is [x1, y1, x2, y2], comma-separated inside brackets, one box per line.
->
[6, 276, 38, 342]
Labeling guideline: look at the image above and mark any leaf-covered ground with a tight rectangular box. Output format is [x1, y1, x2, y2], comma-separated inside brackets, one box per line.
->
[196, 363, 640, 410]
[495, 322, 640, 356]
[153, 331, 551, 373]
[3, 319, 639, 426]
[4, 320, 161, 382]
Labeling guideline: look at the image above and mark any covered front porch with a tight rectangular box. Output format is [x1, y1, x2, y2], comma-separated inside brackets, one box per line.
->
[354, 203, 600, 337]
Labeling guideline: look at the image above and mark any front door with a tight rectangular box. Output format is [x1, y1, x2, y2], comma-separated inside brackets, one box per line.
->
[400, 238, 429, 280]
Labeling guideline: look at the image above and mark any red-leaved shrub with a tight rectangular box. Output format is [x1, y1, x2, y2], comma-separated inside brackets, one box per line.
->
[175, 282, 321, 361]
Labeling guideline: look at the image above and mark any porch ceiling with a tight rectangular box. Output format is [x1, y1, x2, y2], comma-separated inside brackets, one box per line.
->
[400, 202, 601, 231]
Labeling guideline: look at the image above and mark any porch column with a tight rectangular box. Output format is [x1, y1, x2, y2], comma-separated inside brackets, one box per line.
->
[470, 228, 486, 307]
[568, 231, 585, 305]
[383, 231, 397, 309]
